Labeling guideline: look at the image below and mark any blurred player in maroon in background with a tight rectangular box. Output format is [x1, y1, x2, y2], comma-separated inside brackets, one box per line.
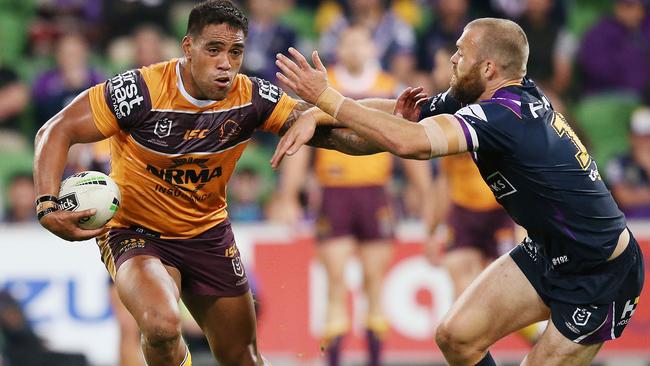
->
[273, 25, 432, 366]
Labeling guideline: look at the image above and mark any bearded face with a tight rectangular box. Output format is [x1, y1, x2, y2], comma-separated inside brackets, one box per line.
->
[450, 60, 486, 105]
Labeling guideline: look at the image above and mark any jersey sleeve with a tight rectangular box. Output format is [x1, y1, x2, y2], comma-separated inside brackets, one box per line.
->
[418, 89, 463, 120]
[88, 69, 151, 136]
[249, 77, 298, 134]
[453, 102, 520, 154]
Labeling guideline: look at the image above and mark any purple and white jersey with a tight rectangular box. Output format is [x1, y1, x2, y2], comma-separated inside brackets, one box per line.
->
[421, 79, 626, 274]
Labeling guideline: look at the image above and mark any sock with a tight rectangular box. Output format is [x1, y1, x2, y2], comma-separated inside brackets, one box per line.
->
[366, 329, 383, 366]
[180, 346, 192, 366]
[325, 335, 344, 366]
[474, 351, 496, 366]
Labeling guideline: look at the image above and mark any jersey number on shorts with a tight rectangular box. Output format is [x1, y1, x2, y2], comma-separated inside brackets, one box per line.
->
[551, 112, 591, 170]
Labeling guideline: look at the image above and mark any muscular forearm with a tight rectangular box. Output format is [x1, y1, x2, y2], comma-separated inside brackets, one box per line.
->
[307, 126, 384, 155]
[334, 98, 430, 158]
[34, 121, 73, 197]
[311, 98, 396, 127]
[33, 91, 106, 198]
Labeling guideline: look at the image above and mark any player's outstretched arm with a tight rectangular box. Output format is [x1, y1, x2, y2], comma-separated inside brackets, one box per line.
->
[34, 90, 109, 241]
[275, 48, 466, 160]
[270, 86, 427, 168]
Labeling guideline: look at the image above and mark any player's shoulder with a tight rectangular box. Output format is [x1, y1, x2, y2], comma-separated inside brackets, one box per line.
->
[139, 59, 176, 86]
[455, 101, 515, 124]
[246, 75, 286, 105]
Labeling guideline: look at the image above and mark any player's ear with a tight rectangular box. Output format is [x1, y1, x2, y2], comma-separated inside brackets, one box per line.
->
[182, 36, 192, 60]
[484, 59, 496, 80]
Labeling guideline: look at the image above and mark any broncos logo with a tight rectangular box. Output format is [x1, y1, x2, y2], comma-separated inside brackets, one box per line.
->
[218, 119, 242, 142]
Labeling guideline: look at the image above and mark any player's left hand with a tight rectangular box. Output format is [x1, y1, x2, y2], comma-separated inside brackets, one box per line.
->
[271, 110, 317, 169]
[395, 86, 428, 122]
[275, 48, 328, 104]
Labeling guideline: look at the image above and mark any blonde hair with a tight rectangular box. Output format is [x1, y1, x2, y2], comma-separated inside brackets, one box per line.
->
[466, 18, 529, 79]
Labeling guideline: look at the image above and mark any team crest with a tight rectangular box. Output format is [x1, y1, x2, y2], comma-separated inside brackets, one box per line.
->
[154, 118, 173, 138]
[218, 119, 242, 142]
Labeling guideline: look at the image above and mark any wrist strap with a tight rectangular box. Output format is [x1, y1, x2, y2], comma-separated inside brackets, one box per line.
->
[37, 207, 59, 221]
[35, 195, 59, 206]
[316, 87, 345, 119]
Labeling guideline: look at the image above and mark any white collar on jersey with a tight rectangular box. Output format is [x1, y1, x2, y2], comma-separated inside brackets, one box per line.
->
[176, 60, 217, 108]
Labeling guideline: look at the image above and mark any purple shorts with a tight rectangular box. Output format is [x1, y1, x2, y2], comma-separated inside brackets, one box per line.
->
[317, 186, 394, 242]
[96, 220, 249, 297]
[447, 204, 514, 258]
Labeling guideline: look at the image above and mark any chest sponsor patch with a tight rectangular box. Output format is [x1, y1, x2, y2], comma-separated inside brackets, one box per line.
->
[486, 171, 517, 199]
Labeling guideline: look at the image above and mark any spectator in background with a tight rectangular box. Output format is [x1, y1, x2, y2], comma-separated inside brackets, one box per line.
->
[518, 0, 574, 98]
[100, 0, 173, 47]
[274, 25, 432, 366]
[319, 0, 417, 84]
[0, 290, 89, 366]
[228, 167, 266, 221]
[32, 33, 105, 129]
[242, 0, 298, 83]
[417, 0, 469, 73]
[132, 25, 169, 68]
[578, 0, 650, 95]
[3, 173, 36, 224]
[607, 104, 650, 218]
[0, 64, 30, 152]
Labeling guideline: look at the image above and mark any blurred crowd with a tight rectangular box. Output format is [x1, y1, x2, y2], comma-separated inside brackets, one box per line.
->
[1, 0, 650, 225]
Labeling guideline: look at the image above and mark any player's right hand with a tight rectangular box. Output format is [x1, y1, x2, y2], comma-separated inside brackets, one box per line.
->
[271, 112, 317, 169]
[395, 86, 428, 122]
[39, 209, 109, 242]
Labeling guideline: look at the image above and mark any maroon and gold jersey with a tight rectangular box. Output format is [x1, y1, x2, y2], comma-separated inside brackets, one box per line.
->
[314, 66, 396, 187]
[440, 153, 501, 211]
[88, 59, 297, 238]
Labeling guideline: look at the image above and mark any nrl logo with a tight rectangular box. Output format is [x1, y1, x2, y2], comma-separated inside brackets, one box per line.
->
[154, 118, 173, 138]
[572, 308, 591, 326]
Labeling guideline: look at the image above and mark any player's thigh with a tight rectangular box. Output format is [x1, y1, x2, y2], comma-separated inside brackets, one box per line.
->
[440, 253, 550, 349]
[318, 236, 356, 280]
[114, 255, 182, 327]
[358, 240, 393, 278]
[442, 248, 486, 280]
[523, 319, 602, 366]
[182, 291, 257, 355]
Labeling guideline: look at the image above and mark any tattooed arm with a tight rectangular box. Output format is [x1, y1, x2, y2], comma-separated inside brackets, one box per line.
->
[278, 100, 314, 136]
[307, 126, 384, 155]
[278, 99, 396, 135]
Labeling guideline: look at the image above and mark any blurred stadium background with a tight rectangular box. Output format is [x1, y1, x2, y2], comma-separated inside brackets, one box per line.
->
[0, 0, 649, 365]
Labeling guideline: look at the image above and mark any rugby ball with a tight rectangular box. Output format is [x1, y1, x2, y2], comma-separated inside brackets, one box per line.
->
[58, 171, 121, 230]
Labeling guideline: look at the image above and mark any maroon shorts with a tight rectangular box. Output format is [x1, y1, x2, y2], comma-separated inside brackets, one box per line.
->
[316, 186, 394, 242]
[96, 220, 249, 297]
[447, 204, 514, 259]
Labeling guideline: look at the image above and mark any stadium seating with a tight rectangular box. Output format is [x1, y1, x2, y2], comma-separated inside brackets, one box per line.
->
[573, 92, 640, 178]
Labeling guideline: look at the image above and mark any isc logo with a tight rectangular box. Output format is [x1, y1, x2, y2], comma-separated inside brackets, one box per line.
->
[184, 129, 209, 140]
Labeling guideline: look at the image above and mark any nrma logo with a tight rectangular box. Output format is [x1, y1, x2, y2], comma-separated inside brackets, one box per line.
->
[146, 164, 222, 187]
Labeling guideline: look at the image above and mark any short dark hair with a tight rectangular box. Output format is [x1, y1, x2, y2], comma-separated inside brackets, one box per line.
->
[186, 1, 248, 37]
